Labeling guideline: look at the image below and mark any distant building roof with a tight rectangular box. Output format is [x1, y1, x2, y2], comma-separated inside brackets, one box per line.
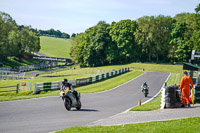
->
[183, 63, 200, 71]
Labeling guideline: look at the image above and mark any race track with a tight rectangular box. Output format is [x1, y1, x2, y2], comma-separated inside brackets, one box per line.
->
[0, 72, 169, 133]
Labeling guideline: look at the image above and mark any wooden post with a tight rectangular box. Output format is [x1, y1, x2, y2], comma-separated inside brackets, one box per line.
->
[16, 83, 19, 93]
[138, 99, 141, 106]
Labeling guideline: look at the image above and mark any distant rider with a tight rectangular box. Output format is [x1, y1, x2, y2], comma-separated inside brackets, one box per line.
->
[141, 82, 148, 92]
[61, 79, 79, 101]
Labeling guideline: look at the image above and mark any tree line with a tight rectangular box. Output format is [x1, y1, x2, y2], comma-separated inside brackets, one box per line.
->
[0, 12, 40, 61]
[70, 4, 200, 67]
[38, 29, 71, 39]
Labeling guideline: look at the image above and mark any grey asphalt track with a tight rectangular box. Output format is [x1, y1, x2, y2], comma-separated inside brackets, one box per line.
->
[0, 72, 169, 133]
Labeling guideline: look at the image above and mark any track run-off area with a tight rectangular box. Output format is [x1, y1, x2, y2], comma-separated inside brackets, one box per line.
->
[0, 72, 169, 133]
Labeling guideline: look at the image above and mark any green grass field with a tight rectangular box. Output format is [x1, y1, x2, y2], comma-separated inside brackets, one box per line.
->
[56, 117, 200, 133]
[39, 36, 72, 58]
[129, 63, 182, 73]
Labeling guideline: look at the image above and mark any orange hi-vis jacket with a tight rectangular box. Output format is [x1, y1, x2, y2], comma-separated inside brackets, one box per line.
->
[180, 75, 193, 90]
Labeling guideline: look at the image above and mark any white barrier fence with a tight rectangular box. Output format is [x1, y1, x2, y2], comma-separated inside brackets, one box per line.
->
[160, 87, 165, 109]
[34, 67, 130, 94]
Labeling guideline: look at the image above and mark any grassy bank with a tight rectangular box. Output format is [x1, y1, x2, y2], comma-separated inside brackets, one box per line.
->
[56, 117, 200, 133]
[128, 63, 182, 73]
[39, 36, 72, 58]
[2, 53, 41, 67]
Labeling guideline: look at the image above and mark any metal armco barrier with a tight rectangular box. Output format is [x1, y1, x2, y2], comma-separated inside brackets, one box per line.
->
[34, 81, 60, 94]
[34, 67, 130, 94]
[34, 80, 77, 94]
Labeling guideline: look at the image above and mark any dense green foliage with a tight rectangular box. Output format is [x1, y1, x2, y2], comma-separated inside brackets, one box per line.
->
[70, 5, 200, 66]
[38, 29, 70, 39]
[0, 12, 40, 61]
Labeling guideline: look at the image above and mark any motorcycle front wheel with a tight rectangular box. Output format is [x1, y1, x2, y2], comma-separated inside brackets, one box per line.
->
[64, 98, 71, 111]
[76, 100, 81, 110]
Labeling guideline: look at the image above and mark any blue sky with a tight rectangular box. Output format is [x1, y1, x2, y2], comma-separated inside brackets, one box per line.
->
[0, 0, 199, 35]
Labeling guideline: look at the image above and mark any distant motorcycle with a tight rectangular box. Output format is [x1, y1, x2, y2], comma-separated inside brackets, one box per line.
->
[60, 87, 81, 111]
[141, 82, 149, 97]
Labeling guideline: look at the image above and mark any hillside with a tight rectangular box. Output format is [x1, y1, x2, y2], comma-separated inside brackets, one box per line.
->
[39, 36, 72, 58]
[2, 53, 41, 67]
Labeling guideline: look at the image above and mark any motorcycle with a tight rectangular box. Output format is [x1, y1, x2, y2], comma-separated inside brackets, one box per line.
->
[60, 87, 81, 111]
[142, 85, 149, 97]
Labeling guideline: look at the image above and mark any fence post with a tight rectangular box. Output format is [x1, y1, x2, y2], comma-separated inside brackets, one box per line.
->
[16, 83, 19, 93]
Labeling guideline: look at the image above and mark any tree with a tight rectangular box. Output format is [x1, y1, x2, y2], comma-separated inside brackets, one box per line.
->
[135, 16, 154, 62]
[169, 22, 187, 63]
[86, 21, 111, 66]
[0, 12, 40, 62]
[71, 33, 77, 38]
[148, 15, 172, 62]
[105, 21, 119, 64]
[7, 30, 20, 56]
[192, 4, 200, 50]
[195, 4, 200, 14]
[109, 19, 139, 63]
[0, 11, 17, 61]
[70, 21, 111, 66]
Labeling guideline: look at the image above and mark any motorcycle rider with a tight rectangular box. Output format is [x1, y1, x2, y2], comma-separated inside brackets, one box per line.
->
[141, 82, 148, 92]
[61, 79, 79, 101]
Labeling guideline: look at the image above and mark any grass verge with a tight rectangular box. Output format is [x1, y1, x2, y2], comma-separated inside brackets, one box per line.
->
[130, 93, 161, 111]
[56, 117, 200, 133]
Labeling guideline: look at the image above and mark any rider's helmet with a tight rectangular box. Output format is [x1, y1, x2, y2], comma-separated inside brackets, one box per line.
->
[62, 79, 68, 86]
